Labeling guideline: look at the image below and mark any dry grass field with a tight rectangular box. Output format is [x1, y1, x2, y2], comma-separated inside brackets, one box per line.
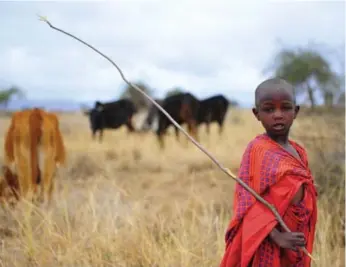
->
[0, 108, 344, 267]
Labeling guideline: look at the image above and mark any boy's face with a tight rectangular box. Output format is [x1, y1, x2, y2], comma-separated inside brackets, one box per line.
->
[252, 88, 299, 137]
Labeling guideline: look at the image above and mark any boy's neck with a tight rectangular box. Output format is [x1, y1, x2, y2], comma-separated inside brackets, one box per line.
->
[265, 132, 290, 146]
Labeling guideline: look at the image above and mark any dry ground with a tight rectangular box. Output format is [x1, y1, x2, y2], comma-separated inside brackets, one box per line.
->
[0, 108, 344, 267]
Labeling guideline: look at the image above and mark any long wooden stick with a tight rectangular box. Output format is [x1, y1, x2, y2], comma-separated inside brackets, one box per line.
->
[38, 15, 314, 260]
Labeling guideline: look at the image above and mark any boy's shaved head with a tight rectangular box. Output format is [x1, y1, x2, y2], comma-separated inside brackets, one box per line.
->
[252, 77, 300, 142]
[255, 78, 296, 107]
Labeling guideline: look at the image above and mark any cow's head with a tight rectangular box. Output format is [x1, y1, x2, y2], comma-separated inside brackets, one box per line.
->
[85, 102, 105, 138]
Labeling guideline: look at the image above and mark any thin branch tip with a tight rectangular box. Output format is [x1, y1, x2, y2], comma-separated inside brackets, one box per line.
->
[37, 14, 48, 22]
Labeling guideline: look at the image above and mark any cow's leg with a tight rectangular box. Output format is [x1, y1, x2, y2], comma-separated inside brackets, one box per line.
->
[40, 151, 56, 208]
[2, 166, 20, 204]
[36, 123, 55, 208]
[206, 122, 210, 135]
[98, 129, 104, 143]
[191, 121, 199, 142]
[157, 133, 165, 149]
[157, 128, 167, 150]
[33, 147, 45, 204]
[156, 118, 167, 150]
[187, 120, 199, 143]
[126, 117, 136, 133]
[92, 129, 97, 140]
[7, 172, 20, 202]
[47, 173, 55, 208]
[15, 136, 34, 202]
[218, 121, 224, 135]
[156, 124, 166, 149]
[218, 114, 226, 135]
[30, 163, 41, 204]
[174, 126, 180, 141]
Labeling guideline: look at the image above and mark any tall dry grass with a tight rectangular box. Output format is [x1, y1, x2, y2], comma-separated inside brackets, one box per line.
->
[0, 108, 344, 267]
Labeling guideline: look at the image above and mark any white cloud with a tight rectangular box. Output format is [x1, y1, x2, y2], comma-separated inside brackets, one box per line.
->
[0, 0, 344, 107]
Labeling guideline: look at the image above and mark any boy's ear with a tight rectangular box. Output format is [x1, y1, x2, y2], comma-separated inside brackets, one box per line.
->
[252, 107, 260, 121]
[294, 105, 300, 118]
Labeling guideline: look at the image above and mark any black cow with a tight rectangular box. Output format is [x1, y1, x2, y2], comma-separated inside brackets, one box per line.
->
[156, 92, 200, 149]
[197, 94, 229, 135]
[84, 99, 137, 142]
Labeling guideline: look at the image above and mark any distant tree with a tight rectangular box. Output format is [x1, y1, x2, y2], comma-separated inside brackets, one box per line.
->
[120, 81, 154, 110]
[0, 86, 25, 109]
[266, 44, 342, 108]
[165, 87, 185, 98]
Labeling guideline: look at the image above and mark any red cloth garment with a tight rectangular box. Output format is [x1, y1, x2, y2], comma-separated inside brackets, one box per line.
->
[220, 134, 318, 267]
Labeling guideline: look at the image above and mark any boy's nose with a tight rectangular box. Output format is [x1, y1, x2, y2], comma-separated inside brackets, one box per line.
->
[273, 109, 284, 119]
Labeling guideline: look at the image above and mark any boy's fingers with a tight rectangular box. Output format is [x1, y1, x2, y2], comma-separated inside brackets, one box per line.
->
[291, 233, 306, 243]
[292, 232, 305, 238]
[294, 240, 306, 247]
[293, 236, 306, 242]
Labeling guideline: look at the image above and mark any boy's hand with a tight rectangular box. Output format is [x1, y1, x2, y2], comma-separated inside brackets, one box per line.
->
[270, 229, 306, 251]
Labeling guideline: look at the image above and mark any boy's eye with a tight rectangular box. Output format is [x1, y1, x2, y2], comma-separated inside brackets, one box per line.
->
[262, 107, 274, 112]
[261, 104, 293, 113]
[282, 105, 293, 110]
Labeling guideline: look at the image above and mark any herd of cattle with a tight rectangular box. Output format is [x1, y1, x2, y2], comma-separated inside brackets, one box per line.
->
[84, 92, 230, 148]
[0, 92, 230, 207]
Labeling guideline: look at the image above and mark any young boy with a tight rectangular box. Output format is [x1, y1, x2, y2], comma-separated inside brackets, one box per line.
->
[220, 78, 318, 267]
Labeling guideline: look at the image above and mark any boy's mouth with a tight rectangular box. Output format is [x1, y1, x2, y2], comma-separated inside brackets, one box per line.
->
[272, 123, 285, 131]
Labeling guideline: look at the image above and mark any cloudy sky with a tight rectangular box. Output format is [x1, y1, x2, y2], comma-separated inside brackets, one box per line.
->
[0, 0, 345, 108]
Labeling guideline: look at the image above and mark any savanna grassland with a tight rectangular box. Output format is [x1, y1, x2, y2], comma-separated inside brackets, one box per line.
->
[0, 108, 344, 267]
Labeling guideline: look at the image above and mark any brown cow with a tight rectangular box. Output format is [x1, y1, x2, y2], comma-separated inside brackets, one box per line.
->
[2, 108, 66, 207]
[156, 92, 200, 149]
